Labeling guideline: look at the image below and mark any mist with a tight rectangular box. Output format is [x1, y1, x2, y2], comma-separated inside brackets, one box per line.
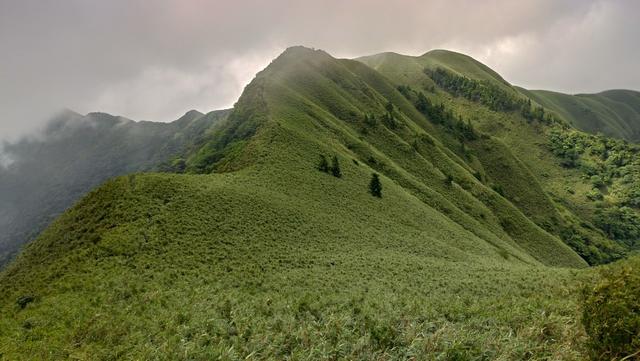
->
[1, 0, 638, 140]
[0, 145, 13, 169]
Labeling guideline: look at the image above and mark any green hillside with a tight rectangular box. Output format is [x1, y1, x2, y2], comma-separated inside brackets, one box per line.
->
[517, 88, 640, 142]
[359, 49, 639, 264]
[0, 109, 229, 266]
[359, 49, 517, 97]
[0, 172, 589, 359]
[2, 46, 639, 359]
[362, 51, 640, 143]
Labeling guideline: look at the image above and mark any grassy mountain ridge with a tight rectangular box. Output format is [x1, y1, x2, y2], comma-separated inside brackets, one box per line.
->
[0, 109, 229, 266]
[0, 172, 588, 359]
[358, 49, 517, 97]
[362, 50, 640, 142]
[518, 88, 640, 142]
[358, 49, 633, 264]
[2, 46, 639, 358]
[267, 47, 584, 267]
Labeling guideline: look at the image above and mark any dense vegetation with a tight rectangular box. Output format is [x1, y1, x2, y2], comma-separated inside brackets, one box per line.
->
[397, 84, 477, 141]
[398, 62, 637, 264]
[1, 46, 639, 359]
[394, 83, 624, 264]
[425, 68, 558, 125]
[548, 128, 640, 248]
[582, 256, 640, 360]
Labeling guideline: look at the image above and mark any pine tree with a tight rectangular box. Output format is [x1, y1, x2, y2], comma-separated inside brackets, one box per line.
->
[369, 173, 382, 198]
[385, 101, 394, 114]
[445, 174, 454, 186]
[318, 154, 329, 173]
[330, 155, 342, 178]
[416, 91, 430, 113]
[466, 120, 477, 140]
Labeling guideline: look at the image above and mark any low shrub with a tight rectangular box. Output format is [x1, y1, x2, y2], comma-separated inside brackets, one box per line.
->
[582, 256, 640, 360]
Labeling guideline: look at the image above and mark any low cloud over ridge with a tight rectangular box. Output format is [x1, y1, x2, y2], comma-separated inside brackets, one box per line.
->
[1, 0, 638, 140]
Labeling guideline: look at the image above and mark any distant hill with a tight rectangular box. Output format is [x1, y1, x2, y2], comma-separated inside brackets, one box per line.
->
[0, 109, 229, 266]
[361, 51, 640, 143]
[358, 49, 517, 96]
[359, 49, 638, 261]
[1, 46, 639, 359]
[517, 88, 640, 142]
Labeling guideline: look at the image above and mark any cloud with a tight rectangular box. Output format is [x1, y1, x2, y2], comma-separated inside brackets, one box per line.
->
[469, 1, 640, 93]
[0, 0, 637, 140]
[86, 48, 281, 122]
[0, 145, 13, 169]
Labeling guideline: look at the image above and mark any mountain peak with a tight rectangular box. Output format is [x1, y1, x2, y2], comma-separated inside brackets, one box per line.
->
[421, 48, 470, 58]
[172, 109, 205, 126]
[280, 45, 328, 57]
[264, 46, 334, 72]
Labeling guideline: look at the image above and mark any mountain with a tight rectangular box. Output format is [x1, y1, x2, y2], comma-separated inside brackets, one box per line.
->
[517, 88, 640, 142]
[0, 109, 229, 266]
[362, 50, 640, 142]
[359, 49, 638, 263]
[1, 46, 639, 359]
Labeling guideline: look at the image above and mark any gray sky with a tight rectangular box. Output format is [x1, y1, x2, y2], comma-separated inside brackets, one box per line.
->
[1, 0, 638, 140]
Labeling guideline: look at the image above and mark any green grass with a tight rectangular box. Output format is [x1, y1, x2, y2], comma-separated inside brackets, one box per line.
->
[518, 88, 640, 142]
[358, 49, 517, 97]
[0, 109, 229, 267]
[3, 46, 638, 359]
[358, 48, 634, 264]
[0, 168, 589, 359]
[361, 51, 640, 145]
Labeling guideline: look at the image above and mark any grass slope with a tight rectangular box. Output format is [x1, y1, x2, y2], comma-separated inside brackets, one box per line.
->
[0, 46, 614, 359]
[358, 49, 628, 263]
[265, 48, 583, 267]
[362, 50, 640, 144]
[0, 109, 229, 267]
[358, 50, 516, 96]
[0, 172, 587, 359]
[518, 88, 640, 142]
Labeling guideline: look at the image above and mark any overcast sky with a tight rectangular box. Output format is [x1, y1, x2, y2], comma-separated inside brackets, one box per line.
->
[1, 0, 638, 140]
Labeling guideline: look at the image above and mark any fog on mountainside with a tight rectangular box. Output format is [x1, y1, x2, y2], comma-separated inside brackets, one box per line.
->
[0, 109, 229, 266]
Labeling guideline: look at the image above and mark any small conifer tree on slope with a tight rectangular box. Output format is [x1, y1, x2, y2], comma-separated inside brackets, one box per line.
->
[330, 155, 342, 178]
[369, 173, 382, 197]
[318, 154, 329, 173]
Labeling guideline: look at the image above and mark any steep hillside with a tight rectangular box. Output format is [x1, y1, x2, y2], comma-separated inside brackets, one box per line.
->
[0, 109, 229, 266]
[0, 47, 600, 359]
[258, 47, 585, 267]
[361, 51, 640, 142]
[518, 88, 640, 142]
[359, 49, 517, 97]
[0, 174, 589, 359]
[359, 50, 640, 264]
